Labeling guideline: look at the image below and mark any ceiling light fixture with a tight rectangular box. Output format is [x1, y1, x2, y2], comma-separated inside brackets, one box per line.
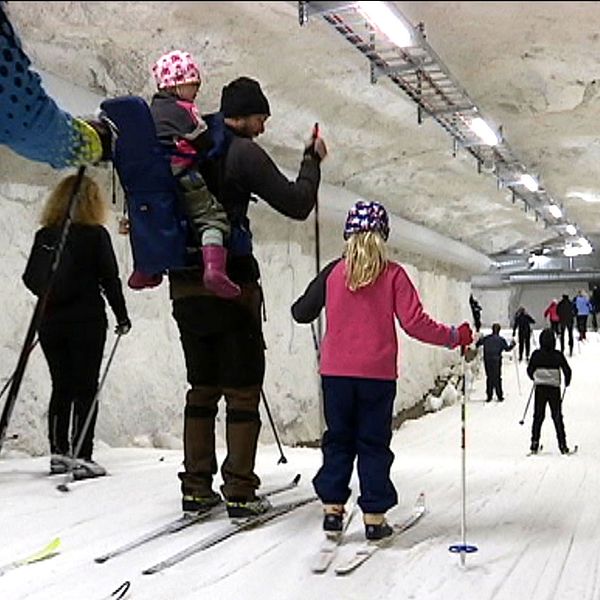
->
[300, 2, 586, 249]
[468, 117, 499, 146]
[519, 174, 539, 192]
[547, 204, 562, 219]
[355, 1, 413, 48]
[563, 238, 593, 257]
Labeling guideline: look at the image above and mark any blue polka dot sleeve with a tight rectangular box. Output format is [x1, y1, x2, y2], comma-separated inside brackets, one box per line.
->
[0, 3, 101, 168]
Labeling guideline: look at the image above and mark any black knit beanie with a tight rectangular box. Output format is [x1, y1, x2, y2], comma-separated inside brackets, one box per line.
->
[220, 77, 271, 118]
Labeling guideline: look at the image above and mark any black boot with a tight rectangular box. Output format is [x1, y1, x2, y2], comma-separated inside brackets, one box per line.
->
[365, 521, 394, 541]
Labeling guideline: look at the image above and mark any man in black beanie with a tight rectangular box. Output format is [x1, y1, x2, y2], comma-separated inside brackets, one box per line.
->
[168, 75, 327, 519]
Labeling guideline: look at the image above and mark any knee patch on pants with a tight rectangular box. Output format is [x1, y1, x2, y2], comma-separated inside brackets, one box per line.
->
[185, 404, 218, 419]
[227, 408, 260, 424]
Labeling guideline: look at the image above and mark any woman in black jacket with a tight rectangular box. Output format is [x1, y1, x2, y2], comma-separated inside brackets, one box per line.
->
[23, 175, 131, 478]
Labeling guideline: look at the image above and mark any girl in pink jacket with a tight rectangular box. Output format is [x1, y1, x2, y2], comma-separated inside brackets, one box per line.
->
[292, 200, 472, 540]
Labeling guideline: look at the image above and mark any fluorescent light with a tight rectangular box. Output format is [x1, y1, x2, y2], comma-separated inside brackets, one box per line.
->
[469, 117, 498, 146]
[563, 245, 579, 257]
[565, 224, 577, 236]
[519, 174, 539, 192]
[548, 204, 562, 219]
[564, 238, 593, 257]
[356, 2, 412, 48]
[578, 237, 593, 254]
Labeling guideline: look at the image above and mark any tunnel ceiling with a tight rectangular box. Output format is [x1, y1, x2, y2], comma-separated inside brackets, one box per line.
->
[7, 1, 600, 257]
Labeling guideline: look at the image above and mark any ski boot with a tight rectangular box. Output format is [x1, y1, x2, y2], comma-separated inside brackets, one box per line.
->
[182, 490, 223, 513]
[72, 459, 107, 480]
[322, 504, 344, 533]
[364, 514, 394, 541]
[226, 496, 271, 518]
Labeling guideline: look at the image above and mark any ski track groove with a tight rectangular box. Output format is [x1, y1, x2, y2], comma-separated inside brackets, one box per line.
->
[192, 507, 312, 592]
[194, 536, 289, 590]
[546, 531, 576, 600]
[588, 543, 600, 600]
[489, 537, 536, 600]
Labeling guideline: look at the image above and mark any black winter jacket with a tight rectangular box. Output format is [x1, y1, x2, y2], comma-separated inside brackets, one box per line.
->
[527, 329, 571, 388]
[24, 224, 128, 325]
[557, 297, 575, 325]
[512, 312, 535, 336]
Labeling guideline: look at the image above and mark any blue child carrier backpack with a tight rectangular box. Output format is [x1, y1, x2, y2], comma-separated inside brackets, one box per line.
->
[100, 96, 189, 279]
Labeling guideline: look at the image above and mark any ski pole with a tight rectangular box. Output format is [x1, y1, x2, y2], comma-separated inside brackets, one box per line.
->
[0, 166, 86, 455]
[312, 122, 322, 345]
[311, 122, 326, 436]
[449, 348, 478, 566]
[0, 339, 39, 402]
[260, 388, 288, 465]
[310, 322, 321, 361]
[57, 333, 122, 492]
[518, 384, 535, 425]
[512, 347, 522, 396]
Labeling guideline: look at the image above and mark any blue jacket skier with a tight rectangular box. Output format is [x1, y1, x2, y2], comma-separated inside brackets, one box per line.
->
[475, 323, 515, 402]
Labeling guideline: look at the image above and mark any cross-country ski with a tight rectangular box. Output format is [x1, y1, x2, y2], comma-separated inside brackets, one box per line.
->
[311, 500, 357, 574]
[334, 494, 426, 576]
[94, 474, 301, 563]
[0, 538, 60, 577]
[142, 496, 317, 575]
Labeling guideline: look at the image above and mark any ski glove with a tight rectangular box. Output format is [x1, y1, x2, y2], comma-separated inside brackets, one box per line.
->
[84, 117, 113, 162]
[457, 322, 473, 347]
[115, 318, 132, 336]
[304, 130, 328, 163]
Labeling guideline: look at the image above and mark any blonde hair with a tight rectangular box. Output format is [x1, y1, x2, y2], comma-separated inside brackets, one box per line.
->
[344, 231, 388, 291]
[41, 175, 107, 227]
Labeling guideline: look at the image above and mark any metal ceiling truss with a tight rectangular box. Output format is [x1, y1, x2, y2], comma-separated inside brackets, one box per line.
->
[298, 1, 585, 253]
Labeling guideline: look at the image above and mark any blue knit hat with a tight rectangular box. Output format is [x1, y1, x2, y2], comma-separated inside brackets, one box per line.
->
[343, 200, 390, 241]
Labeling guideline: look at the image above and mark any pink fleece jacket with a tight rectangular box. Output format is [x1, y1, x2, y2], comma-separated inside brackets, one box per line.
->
[320, 261, 457, 380]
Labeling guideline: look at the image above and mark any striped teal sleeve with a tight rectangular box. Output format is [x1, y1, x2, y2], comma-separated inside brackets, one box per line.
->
[0, 4, 102, 168]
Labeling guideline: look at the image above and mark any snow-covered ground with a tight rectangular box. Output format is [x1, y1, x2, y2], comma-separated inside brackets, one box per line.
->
[1, 330, 599, 600]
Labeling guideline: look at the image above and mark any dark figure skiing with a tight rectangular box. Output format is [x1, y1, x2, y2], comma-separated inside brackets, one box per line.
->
[512, 307, 535, 362]
[557, 294, 575, 356]
[22, 175, 131, 477]
[573, 290, 592, 342]
[526, 329, 572, 454]
[168, 76, 327, 517]
[591, 285, 600, 331]
[469, 294, 482, 333]
[475, 323, 515, 402]
[292, 200, 472, 540]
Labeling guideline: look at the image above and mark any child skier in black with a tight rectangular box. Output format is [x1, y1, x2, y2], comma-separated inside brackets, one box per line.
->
[526, 328, 572, 454]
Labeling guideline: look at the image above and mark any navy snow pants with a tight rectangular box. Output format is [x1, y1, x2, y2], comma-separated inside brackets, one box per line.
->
[313, 375, 398, 514]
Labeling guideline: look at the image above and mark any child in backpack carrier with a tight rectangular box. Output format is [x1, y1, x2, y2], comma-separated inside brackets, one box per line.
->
[127, 49, 239, 298]
[291, 200, 473, 541]
[526, 328, 572, 454]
